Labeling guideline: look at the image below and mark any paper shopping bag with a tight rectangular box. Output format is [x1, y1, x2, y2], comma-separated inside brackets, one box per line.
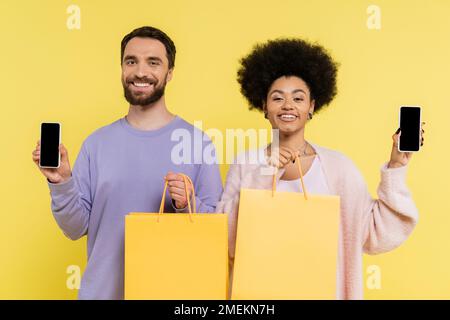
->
[231, 156, 340, 300]
[125, 175, 228, 300]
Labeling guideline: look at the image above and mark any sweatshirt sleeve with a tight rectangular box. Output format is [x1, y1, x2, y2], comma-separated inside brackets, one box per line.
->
[361, 162, 419, 255]
[48, 142, 92, 240]
[173, 139, 223, 214]
[194, 155, 223, 213]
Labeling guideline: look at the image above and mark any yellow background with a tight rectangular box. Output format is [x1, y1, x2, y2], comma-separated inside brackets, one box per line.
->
[0, 0, 448, 299]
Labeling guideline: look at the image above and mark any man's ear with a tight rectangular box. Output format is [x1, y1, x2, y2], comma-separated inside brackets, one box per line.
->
[166, 68, 174, 82]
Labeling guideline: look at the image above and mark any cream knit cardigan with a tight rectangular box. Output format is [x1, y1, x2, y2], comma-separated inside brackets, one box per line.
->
[216, 143, 419, 299]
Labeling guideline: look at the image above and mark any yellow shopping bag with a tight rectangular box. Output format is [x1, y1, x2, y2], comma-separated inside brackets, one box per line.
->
[125, 175, 228, 300]
[231, 156, 340, 300]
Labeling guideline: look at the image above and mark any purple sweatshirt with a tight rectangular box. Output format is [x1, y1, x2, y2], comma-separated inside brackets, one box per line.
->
[48, 116, 223, 300]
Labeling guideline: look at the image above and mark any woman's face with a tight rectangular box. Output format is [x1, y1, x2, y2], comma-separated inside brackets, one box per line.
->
[264, 76, 315, 135]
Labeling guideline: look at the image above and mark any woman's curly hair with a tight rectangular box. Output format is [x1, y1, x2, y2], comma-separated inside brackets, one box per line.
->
[237, 38, 338, 113]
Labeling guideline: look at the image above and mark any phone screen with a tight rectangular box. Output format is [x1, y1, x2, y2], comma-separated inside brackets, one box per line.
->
[40, 123, 60, 168]
[399, 107, 421, 152]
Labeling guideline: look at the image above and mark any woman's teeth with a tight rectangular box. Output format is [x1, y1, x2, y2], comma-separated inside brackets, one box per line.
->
[279, 114, 297, 121]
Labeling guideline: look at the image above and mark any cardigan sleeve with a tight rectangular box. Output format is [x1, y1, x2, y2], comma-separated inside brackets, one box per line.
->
[359, 162, 419, 255]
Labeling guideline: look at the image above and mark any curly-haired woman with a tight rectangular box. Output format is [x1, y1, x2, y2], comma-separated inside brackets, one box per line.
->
[217, 38, 424, 299]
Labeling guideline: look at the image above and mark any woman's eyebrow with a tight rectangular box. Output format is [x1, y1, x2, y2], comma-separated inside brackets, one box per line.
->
[269, 88, 307, 95]
[269, 89, 284, 95]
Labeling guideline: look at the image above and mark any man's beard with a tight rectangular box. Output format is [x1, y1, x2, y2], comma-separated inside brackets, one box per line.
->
[122, 75, 167, 106]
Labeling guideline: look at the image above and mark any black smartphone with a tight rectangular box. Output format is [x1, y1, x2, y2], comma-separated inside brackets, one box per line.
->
[398, 106, 422, 152]
[39, 122, 61, 168]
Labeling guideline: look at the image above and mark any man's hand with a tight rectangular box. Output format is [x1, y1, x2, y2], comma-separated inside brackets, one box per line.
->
[32, 140, 72, 183]
[165, 172, 193, 209]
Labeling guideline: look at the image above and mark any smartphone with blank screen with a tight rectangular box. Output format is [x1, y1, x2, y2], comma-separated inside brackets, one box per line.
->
[39, 122, 61, 168]
[398, 106, 421, 152]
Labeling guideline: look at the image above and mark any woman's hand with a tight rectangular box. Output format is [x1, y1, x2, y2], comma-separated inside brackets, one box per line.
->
[388, 123, 425, 168]
[266, 146, 300, 169]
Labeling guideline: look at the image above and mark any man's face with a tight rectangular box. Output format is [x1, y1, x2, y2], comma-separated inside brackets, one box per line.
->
[121, 37, 173, 106]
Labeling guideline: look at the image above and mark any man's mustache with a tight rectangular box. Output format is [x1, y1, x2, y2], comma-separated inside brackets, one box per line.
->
[126, 77, 157, 85]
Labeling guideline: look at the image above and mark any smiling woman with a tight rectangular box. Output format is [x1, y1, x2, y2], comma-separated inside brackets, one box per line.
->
[217, 38, 422, 299]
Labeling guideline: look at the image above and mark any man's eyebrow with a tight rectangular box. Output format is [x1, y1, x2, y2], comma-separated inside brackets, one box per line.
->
[147, 56, 163, 62]
[123, 55, 164, 63]
[123, 55, 137, 61]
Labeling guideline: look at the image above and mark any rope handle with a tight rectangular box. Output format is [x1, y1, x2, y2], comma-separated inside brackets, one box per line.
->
[158, 174, 196, 222]
[272, 155, 308, 200]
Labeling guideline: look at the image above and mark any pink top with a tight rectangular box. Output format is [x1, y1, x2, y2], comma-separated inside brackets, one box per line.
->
[216, 143, 419, 300]
[277, 155, 330, 194]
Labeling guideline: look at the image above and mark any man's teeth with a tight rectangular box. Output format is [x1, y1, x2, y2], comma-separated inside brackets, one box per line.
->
[133, 82, 151, 87]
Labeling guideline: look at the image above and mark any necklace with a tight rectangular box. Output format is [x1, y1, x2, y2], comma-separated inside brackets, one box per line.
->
[299, 140, 308, 157]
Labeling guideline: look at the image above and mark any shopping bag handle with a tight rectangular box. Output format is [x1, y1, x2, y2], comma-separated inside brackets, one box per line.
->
[158, 174, 196, 222]
[272, 155, 308, 200]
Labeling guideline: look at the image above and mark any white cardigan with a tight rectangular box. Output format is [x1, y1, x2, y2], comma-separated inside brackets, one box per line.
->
[216, 143, 419, 299]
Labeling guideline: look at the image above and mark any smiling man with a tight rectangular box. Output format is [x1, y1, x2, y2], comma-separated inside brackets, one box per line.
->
[32, 26, 223, 299]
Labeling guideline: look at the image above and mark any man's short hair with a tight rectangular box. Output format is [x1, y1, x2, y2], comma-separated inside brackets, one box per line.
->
[121, 26, 176, 68]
